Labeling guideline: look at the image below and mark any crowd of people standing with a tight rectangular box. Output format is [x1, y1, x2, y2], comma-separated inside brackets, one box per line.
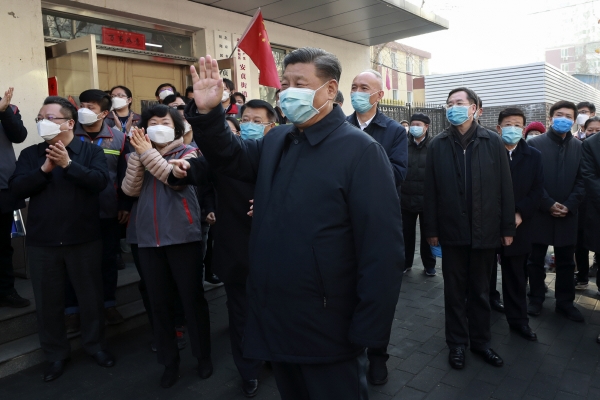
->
[1, 46, 600, 399]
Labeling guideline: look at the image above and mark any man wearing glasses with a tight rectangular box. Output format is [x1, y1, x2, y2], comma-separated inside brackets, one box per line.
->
[423, 87, 515, 370]
[10, 96, 113, 381]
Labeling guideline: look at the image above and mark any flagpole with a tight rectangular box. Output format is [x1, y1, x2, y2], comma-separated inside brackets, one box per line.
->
[228, 8, 261, 58]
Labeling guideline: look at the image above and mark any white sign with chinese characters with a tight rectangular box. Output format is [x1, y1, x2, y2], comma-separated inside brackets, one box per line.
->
[232, 33, 252, 99]
[214, 30, 232, 81]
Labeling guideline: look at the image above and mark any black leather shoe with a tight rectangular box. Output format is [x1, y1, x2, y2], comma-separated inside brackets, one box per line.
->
[471, 348, 503, 367]
[490, 299, 505, 313]
[510, 324, 538, 341]
[367, 358, 388, 385]
[448, 347, 465, 370]
[0, 288, 31, 308]
[92, 350, 115, 368]
[161, 364, 180, 388]
[198, 357, 213, 379]
[555, 305, 584, 322]
[527, 302, 542, 316]
[242, 379, 259, 398]
[43, 359, 69, 382]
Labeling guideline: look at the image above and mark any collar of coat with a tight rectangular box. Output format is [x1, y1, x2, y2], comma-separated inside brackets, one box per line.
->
[437, 122, 493, 141]
[547, 127, 573, 145]
[37, 134, 83, 156]
[296, 103, 347, 146]
[74, 120, 115, 140]
[349, 108, 392, 130]
[409, 132, 430, 148]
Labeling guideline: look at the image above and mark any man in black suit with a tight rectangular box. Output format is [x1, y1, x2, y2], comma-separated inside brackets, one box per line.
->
[171, 48, 404, 399]
[494, 108, 544, 341]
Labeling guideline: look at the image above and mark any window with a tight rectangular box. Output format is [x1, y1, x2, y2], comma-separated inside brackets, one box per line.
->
[561, 63, 570, 72]
[42, 10, 192, 56]
[407, 91, 413, 104]
[419, 59, 424, 75]
[406, 57, 413, 73]
[392, 90, 398, 101]
[391, 52, 398, 70]
[561, 48, 569, 60]
[576, 46, 584, 56]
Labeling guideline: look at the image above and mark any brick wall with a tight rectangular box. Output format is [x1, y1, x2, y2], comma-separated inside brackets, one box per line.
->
[478, 102, 550, 130]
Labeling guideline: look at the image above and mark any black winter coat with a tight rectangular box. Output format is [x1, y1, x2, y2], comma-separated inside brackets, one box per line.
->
[581, 132, 600, 252]
[527, 129, 584, 247]
[423, 124, 516, 248]
[401, 133, 431, 213]
[185, 103, 404, 364]
[502, 140, 544, 256]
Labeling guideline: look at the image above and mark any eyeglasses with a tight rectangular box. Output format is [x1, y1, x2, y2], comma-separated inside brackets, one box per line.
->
[35, 117, 69, 123]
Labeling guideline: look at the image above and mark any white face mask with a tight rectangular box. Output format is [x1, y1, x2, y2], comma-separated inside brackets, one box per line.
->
[146, 125, 175, 144]
[111, 97, 128, 110]
[37, 119, 66, 141]
[221, 90, 230, 103]
[577, 113, 590, 126]
[159, 89, 174, 100]
[78, 108, 102, 125]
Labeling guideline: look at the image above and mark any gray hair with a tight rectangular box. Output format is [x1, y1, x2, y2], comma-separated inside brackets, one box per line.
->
[361, 69, 383, 90]
[283, 47, 341, 83]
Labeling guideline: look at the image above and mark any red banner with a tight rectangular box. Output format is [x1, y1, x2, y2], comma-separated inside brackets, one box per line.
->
[48, 77, 58, 96]
[102, 27, 146, 50]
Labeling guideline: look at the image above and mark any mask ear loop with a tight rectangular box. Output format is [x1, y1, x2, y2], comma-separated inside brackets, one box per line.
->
[314, 80, 336, 113]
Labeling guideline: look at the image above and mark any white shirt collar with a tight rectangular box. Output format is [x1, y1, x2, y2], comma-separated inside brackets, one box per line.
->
[358, 114, 375, 130]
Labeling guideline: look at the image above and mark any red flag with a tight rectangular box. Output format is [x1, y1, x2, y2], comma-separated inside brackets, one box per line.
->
[237, 9, 281, 89]
[386, 69, 391, 90]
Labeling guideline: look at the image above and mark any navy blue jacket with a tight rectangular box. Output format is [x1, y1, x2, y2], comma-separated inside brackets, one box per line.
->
[346, 110, 408, 194]
[184, 102, 404, 364]
[581, 132, 600, 252]
[502, 140, 544, 256]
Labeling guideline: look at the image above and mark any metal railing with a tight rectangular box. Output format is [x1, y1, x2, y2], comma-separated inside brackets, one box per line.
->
[379, 102, 449, 136]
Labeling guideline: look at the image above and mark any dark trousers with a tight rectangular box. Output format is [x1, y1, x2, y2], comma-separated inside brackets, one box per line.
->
[401, 210, 436, 270]
[65, 218, 119, 313]
[0, 211, 14, 295]
[138, 241, 211, 366]
[527, 244, 576, 308]
[224, 283, 262, 380]
[575, 226, 591, 283]
[441, 245, 494, 351]
[28, 240, 106, 361]
[203, 226, 214, 279]
[272, 352, 368, 400]
[500, 254, 529, 326]
[131, 244, 153, 330]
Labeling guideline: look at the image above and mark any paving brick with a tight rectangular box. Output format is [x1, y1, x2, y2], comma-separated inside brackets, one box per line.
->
[372, 369, 415, 396]
[391, 386, 427, 400]
[526, 372, 560, 399]
[458, 379, 496, 400]
[407, 366, 446, 392]
[491, 376, 530, 399]
[397, 352, 434, 374]
[559, 370, 592, 397]
[423, 383, 460, 400]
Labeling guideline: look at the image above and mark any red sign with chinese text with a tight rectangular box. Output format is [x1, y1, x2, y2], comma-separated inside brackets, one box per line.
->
[102, 27, 146, 50]
[48, 77, 58, 96]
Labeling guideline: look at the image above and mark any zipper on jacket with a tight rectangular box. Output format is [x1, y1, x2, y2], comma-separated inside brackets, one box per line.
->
[463, 148, 467, 202]
[153, 179, 160, 247]
[312, 247, 327, 308]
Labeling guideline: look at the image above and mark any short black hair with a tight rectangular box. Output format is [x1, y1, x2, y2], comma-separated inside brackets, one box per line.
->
[447, 87, 478, 105]
[232, 92, 246, 104]
[109, 85, 133, 109]
[79, 89, 112, 112]
[185, 86, 193, 96]
[162, 92, 186, 106]
[154, 83, 176, 97]
[225, 116, 241, 133]
[334, 91, 344, 104]
[477, 96, 482, 109]
[223, 78, 235, 92]
[140, 104, 185, 140]
[43, 96, 78, 124]
[577, 101, 596, 113]
[584, 116, 600, 130]
[283, 47, 341, 83]
[241, 99, 277, 123]
[549, 100, 578, 118]
[498, 107, 526, 126]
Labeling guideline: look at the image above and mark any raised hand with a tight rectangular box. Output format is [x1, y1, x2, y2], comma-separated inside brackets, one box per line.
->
[0, 87, 14, 112]
[190, 56, 224, 114]
[47, 141, 71, 168]
[130, 126, 152, 155]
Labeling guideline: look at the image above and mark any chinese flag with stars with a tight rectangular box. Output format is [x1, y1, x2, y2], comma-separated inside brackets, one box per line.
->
[237, 9, 281, 89]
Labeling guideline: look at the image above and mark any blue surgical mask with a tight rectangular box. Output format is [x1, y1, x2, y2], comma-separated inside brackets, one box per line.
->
[446, 105, 471, 126]
[501, 126, 523, 145]
[279, 81, 330, 125]
[351, 91, 377, 114]
[240, 122, 265, 140]
[409, 126, 424, 138]
[430, 245, 442, 258]
[552, 117, 574, 133]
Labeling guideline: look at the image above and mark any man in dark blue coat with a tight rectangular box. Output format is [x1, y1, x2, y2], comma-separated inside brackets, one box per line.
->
[494, 108, 544, 341]
[527, 101, 585, 322]
[345, 69, 407, 385]
[172, 48, 404, 399]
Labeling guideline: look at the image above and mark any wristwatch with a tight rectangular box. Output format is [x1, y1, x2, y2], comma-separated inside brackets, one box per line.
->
[65, 159, 73, 169]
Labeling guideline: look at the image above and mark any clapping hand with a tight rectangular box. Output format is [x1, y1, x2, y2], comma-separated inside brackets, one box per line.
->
[0, 87, 14, 112]
[190, 56, 224, 114]
[46, 141, 70, 168]
[130, 126, 152, 155]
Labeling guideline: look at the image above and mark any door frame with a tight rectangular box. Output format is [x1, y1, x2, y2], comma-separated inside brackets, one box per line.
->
[45, 34, 99, 89]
